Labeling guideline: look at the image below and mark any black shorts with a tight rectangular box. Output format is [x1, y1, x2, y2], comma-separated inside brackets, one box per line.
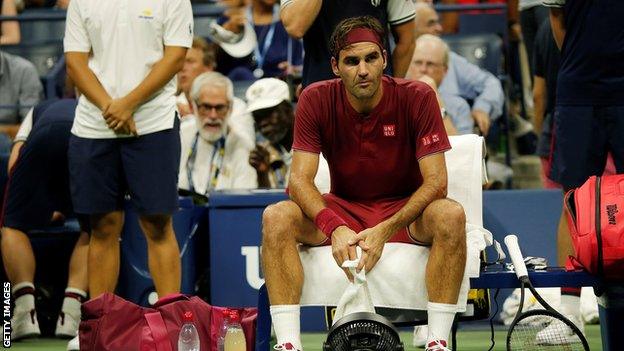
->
[550, 105, 624, 189]
[68, 117, 181, 215]
[1, 121, 79, 232]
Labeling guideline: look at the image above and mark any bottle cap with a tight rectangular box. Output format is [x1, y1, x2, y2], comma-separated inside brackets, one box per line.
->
[228, 310, 239, 321]
[183, 311, 194, 322]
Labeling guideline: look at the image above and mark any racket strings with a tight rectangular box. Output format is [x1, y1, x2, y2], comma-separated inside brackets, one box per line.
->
[508, 313, 586, 350]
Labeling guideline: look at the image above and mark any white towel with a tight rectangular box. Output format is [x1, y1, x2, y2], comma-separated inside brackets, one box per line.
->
[298, 135, 490, 312]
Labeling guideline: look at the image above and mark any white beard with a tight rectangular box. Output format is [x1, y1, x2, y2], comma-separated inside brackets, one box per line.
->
[196, 117, 228, 142]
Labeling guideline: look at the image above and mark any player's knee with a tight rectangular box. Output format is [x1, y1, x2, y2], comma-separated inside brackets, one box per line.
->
[262, 201, 297, 244]
[91, 213, 123, 238]
[428, 199, 466, 242]
[139, 214, 173, 242]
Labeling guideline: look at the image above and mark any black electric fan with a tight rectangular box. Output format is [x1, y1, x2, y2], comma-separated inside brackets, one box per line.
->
[323, 312, 404, 351]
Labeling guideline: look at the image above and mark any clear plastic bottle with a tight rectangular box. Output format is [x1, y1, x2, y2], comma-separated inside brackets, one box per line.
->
[178, 311, 200, 351]
[217, 309, 231, 351]
[224, 310, 246, 351]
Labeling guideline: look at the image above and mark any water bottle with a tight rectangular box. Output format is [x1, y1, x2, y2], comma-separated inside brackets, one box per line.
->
[224, 310, 246, 351]
[178, 311, 200, 351]
[217, 309, 231, 351]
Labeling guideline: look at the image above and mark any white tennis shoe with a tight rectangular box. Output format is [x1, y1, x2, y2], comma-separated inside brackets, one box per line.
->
[535, 314, 585, 345]
[11, 308, 40, 340]
[425, 339, 450, 351]
[412, 325, 428, 347]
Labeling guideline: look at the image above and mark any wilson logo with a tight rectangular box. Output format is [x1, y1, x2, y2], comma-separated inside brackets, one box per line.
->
[606, 204, 618, 225]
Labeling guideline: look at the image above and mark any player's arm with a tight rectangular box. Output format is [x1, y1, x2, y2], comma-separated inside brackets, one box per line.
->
[65, 52, 112, 111]
[279, 0, 322, 39]
[533, 75, 547, 135]
[289, 150, 359, 280]
[103, 45, 187, 133]
[549, 8, 565, 50]
[390, 20, 415, 78]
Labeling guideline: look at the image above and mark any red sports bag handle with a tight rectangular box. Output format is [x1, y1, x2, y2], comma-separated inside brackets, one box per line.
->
[143, 312, 174, 351]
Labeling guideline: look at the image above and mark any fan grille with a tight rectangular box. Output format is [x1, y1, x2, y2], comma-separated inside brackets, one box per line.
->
[324, 314, 403, 351]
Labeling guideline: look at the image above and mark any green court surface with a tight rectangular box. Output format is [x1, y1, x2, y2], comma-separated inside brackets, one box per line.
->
[6, 325, 603, 350]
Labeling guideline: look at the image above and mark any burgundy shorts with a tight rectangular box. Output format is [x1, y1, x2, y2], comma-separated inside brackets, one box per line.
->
[315, 193, 428, 246]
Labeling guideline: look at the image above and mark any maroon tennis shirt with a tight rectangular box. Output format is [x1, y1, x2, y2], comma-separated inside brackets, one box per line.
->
[293, 75, 451, 202]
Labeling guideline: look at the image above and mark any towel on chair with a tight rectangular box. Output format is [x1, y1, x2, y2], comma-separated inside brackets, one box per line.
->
[298, 135, 490, 312]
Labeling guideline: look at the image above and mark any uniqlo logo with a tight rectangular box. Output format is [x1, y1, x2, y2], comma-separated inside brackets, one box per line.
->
[422, 136, 431, 146]
[383, 124, 395, 137]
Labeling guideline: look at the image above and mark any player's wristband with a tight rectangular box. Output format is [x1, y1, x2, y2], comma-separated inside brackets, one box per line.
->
[314, 208, 348, 238]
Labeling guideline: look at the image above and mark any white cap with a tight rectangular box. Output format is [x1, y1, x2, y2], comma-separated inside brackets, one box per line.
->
[207, 20, 257, 58]
[245, 78, 291, 113]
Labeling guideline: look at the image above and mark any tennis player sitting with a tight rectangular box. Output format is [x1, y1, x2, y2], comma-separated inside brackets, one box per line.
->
[261, 16, 466, 351]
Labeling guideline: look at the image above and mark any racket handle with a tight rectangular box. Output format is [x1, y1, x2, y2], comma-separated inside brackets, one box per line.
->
[504, 234, 529, 279]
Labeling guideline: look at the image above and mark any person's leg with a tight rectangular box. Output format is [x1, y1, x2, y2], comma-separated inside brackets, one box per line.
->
[88, 212, 124, 299]
[262, 200, 327, 350]
[56, 231, 89, 338]
[1, 228, 40, 340]
[409, 198, 466, 347]
[138, 214, 180, 297]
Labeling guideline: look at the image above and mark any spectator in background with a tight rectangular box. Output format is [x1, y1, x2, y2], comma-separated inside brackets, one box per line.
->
[510, 0, 549, 77]
[407, 34, 470, 135]
[540, 0, 624, 342]
[1, 99, 88, 351]
[245, 78, 330, 190]
[176, 36, 255, 141]
[216, 0, 303, 81]
[0, 50, 43, 151]
[178, 72, 257, 194]
[177, 36, 216, 117]
[280, 0, 415, 87]
[414, 3, 504, 136]
[1, 0, 20, 44]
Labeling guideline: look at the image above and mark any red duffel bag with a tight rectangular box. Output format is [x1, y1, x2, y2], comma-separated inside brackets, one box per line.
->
[79, 293, 257, 351]
[565, 174, 624, 281]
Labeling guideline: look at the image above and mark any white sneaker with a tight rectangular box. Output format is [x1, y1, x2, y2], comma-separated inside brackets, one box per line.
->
[535, 314, 585, 345]
[11, 308, 41, 340]
[425, 339, 450, 351]
[67, 335, 79, 351]
[55, 310, 80, 338]
[274, 342, 301, 350]
[412, 326, 428, 348]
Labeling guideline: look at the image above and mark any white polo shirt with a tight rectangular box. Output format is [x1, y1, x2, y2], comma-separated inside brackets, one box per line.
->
[64, 0, 193, 138]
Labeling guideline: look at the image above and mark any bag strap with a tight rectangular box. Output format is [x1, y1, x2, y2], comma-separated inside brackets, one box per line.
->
[144, 312, 174, 351]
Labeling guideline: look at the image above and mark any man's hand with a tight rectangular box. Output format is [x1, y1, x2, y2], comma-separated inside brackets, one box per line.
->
[331, 226, 359, 282]
[351, 224, 390, 274]
[103, 97, 138, 135]
[249, 144, 271, 173]
[222, 7, 246, 34]
[472, 109, 491, 136]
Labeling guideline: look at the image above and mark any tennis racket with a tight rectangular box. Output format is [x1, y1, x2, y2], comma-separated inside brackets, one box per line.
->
[504, 234, 589, 351]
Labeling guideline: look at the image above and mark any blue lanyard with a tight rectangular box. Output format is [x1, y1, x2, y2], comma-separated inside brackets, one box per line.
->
[248, 5, 278, 70]
[186, 133, 225, 194]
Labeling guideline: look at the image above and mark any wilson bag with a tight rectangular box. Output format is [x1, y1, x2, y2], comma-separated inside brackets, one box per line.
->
[564, 175, 624, 280]
[79, 293, 257, 351]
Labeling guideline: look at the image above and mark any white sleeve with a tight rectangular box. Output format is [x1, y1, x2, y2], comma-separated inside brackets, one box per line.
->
[164, 0, 194, 47]
[63, 0, 91, 52]
[15, 108, 34, 142]
[542, 0, 565, 8]
[387, 0, 416, 26]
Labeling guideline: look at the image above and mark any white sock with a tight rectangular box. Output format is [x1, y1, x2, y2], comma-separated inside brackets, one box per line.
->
[427, 301, 457, 343]
[270, 305, 302, 350]
[560, 294, 581, 318]
[62, 287, 87, 318]
[12, 282, 35, 312]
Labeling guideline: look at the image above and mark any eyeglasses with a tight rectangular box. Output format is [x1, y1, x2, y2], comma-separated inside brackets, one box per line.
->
[196, 102, 229, 115]
[412, 60, 444, 69]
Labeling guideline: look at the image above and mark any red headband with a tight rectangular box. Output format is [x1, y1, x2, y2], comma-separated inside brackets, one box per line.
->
[338, 28, 384, 55]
